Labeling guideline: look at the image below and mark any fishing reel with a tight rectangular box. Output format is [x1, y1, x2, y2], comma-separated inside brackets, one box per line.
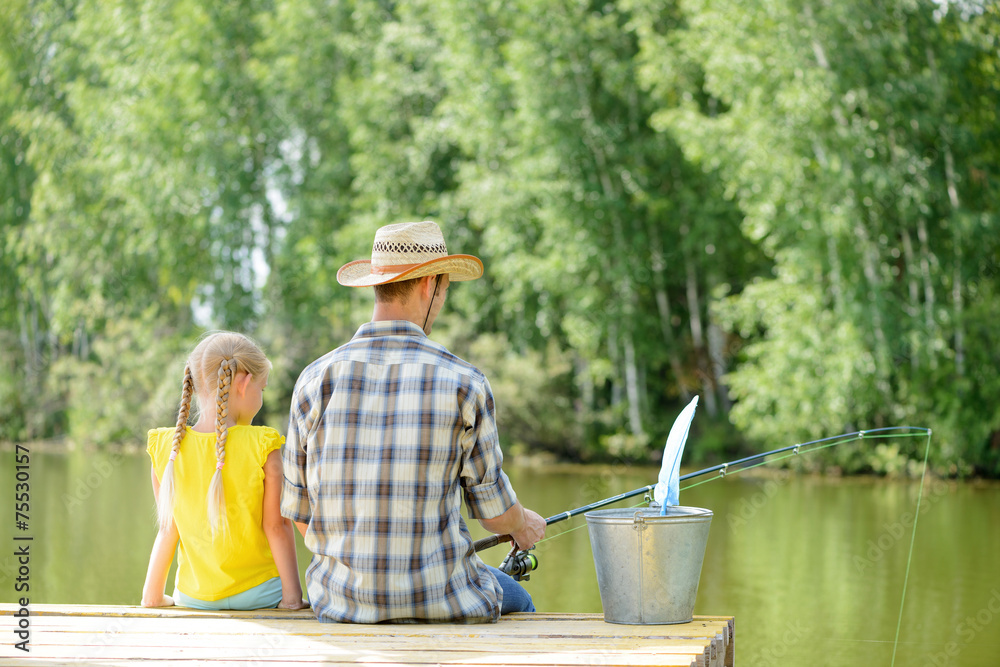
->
[499, 547, 538, 581]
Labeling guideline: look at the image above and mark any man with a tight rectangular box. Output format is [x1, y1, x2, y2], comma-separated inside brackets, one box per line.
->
[281, 220, 546, 623]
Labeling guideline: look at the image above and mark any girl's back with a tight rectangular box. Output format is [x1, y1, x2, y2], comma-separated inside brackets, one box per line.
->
[141, 331, 304, 611]
[148, 425, 283, 602]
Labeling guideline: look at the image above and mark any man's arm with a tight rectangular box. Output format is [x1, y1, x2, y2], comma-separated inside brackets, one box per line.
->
[478, 501, 546, 550]
[463, 376, 546, 550]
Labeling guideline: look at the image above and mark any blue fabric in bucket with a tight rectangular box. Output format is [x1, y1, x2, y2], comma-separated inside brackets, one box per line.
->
[653, 396, 699, 513]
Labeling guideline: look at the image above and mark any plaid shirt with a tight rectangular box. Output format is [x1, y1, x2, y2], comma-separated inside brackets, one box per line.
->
[281, 320, 518, 623]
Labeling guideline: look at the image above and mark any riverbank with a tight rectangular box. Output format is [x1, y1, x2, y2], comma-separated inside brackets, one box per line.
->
[3, 436, 992, 481]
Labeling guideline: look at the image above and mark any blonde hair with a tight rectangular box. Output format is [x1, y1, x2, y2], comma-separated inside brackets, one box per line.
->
[156, 332, 271, 537]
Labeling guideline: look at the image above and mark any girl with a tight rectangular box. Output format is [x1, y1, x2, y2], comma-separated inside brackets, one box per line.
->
[141, 332, 306, 610]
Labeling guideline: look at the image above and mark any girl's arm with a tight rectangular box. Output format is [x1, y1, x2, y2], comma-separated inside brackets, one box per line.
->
[262, 449, 307, 610]
[142, 464, 178, 607]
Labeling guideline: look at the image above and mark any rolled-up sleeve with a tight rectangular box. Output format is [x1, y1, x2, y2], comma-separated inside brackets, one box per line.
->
[281, 383, 312, 524]
[460, 376, 517, 519]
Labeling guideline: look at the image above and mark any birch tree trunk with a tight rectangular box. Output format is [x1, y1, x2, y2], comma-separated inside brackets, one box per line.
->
[926, 46, 961, 376]
[686, 255, 717, 418]
[623, 329, 644, 437]
[650, 221, 692, 401]
[942, 142, 965, 378]
[856, 219, 893, 406]
[901, 229, 921, 371]
[571, 61, 645, 436]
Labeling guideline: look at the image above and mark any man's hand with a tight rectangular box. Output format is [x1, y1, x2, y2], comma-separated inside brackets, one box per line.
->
[510, 508, 545, 551]
[478, 502, 546, 550]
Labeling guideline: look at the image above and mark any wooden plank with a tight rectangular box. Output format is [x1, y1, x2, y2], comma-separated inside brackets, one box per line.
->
[26, 616, 722, 635]
[20, 605, 711, 628]
[26, 631, 717, 652]
[19, 605, 603, 620]
[11, 645, 704, 665]
[21, 604, 317, 620]
[16, 605, 730, 637]
[7, 661, 697, 667]
[24, 631, 718, 655]
[693, 615, 734, 667]
[7, 644, 704, 667]
[27, 616, 733, 641]
[0, 604, 732, 667]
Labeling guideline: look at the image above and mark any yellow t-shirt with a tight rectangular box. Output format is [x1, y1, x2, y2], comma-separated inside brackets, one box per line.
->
[147, 425, 284, 601]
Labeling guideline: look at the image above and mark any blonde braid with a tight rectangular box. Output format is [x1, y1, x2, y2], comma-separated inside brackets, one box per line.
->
[157, 365, 194, 531]
[206, 357, 233, 537]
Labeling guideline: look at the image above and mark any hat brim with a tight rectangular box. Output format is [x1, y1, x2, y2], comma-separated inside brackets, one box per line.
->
[337, 254, 484, 287]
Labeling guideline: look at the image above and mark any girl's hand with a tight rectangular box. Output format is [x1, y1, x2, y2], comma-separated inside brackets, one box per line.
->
[141, 593, 175, 608]
[278, 597, 309, 610]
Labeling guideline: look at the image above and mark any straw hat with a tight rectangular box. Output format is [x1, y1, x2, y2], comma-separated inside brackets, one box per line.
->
[336, 221, 484, 287]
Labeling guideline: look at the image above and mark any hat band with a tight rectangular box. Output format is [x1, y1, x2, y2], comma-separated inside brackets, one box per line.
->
[372, 262, 425, 275]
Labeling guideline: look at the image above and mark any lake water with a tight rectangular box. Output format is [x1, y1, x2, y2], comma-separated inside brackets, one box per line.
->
[2, 447, 998, 665]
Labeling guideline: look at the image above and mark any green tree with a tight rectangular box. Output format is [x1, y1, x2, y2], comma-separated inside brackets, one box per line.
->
[633, 0, 1000, 473]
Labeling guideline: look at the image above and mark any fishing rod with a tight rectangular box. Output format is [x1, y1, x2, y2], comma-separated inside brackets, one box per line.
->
[475, 426, 931, 557]
[476, 395, 697, 563]
[472, 486, 656, 554]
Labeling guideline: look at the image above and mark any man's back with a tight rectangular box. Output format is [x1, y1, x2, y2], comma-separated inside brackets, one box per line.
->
[282, 320, 518, 623]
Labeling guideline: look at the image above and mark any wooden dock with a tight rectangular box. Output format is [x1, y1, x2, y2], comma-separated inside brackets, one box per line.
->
[1, 604, 734, 667]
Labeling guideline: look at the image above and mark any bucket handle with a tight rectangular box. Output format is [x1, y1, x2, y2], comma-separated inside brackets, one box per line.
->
[632, 510, 647, 531]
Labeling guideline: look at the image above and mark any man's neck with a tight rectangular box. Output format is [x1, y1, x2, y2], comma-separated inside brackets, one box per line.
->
[371, 301, 423, 327]
[370, 275, 439, 334]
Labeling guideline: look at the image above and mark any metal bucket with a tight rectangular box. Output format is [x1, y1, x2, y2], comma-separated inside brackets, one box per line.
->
[585, 506, 713, 624]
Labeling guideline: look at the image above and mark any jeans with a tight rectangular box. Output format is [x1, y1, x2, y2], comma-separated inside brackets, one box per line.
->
[487, 565, 536, 613]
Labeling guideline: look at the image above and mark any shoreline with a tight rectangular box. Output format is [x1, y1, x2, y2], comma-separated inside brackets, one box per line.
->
[0, 438, 144, 456]
[3, 438, 996, 483]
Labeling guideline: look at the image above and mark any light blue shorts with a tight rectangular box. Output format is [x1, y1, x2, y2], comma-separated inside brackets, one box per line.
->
[173, 576, 282, 611]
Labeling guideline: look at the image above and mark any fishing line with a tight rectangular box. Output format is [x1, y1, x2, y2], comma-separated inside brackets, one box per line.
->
[890, 428, 933, 667]
[679, 430, 931, 492]
[529, 428, 931, 546]
[522, 426, 936, 665]
[531, 499, 650, 546]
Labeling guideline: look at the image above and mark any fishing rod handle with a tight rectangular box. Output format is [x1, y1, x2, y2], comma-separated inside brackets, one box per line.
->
[473, 533, 510, 552]
[474, 510, 567, 552]
[473, 526, 548, 553]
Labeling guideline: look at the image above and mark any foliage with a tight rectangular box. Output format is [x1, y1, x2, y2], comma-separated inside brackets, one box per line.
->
[1, 0, 997, 476]
[632, 0, 1000, 473]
